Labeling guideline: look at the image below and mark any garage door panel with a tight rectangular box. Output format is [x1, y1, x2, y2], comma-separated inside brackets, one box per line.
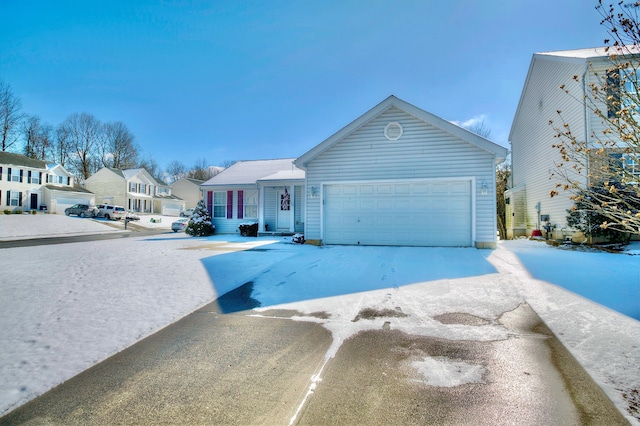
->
[324, 181, 471, 247]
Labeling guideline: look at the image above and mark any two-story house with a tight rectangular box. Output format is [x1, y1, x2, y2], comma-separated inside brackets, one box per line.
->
[0, 151, 94, 213]
[507, 47, 639, 239]
[85, 167, 185, 215]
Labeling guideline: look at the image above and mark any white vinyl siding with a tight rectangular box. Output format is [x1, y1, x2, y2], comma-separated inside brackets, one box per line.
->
[510, 55, 588, 233]
[304, 106, 496, 246]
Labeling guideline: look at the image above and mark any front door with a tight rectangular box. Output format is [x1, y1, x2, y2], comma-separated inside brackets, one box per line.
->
[30, 193, 38, 210]
[276, 188, 291, 230]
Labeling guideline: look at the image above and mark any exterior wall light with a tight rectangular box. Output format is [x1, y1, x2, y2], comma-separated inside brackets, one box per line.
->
[481, 182, 489, 196]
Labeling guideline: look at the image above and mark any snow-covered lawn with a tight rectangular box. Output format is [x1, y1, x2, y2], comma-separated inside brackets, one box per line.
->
[0, 214, 638, 423]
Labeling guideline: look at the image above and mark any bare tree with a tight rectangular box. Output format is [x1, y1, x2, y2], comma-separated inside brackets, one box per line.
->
[58, 113, 102, 181]
[166, 160, 187, 183]
[100, 121, 139, 169]
[496, 163, 511, 240]
[0, 80, 23, 152]
[464, 120, 492, 139]
[550, 1, 640, 235]
[21, 114, 52, 160]
[138, 156, 163, 182]
[188, 158, 215, 181]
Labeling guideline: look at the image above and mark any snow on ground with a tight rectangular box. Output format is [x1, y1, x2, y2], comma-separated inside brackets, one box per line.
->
[0, 214, 638, 423]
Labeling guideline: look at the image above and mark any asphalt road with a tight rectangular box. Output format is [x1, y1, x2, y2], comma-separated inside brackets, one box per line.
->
[0, 225, 169, 249]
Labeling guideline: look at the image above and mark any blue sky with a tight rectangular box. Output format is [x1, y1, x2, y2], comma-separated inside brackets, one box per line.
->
[1, 0, 605, 170]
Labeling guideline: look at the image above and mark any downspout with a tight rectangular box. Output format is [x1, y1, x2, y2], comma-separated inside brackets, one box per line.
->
[582, 61, 592, 243]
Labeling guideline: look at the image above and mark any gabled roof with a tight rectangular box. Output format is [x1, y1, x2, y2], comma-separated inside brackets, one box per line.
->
[295, 95, 508, 168]
[0, 151, 47, 169]
[122, 168, 159, 185]
[537, 46, 640, 60]
[201, 158, 303, 186]
[508, 46, 640, 142]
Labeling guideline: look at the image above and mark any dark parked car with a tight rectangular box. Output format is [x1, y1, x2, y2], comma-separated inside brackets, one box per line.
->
[64, 204, 99, 218]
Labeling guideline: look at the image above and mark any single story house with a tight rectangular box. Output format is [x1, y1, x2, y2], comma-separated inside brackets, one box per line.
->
[0, 151, 94, 213]
[200, 159, 305, 234]
[202, 96, 508, 248]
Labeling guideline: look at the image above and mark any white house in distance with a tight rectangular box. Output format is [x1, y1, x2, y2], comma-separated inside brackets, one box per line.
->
[507, 47, 640, 239]
[200, 159, 305, 234]
[85, 167, 185, 215]
[203, 96, 508, 248]
[0, 151, 94, 214]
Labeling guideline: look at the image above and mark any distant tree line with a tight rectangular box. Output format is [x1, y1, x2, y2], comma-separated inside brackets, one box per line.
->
[0, 79, 229, 184]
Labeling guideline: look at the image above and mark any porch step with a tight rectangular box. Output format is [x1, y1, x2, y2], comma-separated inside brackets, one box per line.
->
[258, 231, 296, 237]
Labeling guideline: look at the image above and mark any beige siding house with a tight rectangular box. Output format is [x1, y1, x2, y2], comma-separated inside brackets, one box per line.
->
[296, 95, 508, 248]
[507, 47, 638, 239]
[171, 177, 204, 209]
[0, 151, 92, 214]
[86, 167, 185, 215]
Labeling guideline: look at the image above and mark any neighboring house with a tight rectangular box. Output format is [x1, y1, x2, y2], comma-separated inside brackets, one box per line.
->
[171, 177, 204, 209]
[85, 167, 185, 215]
[295, 95, 508, 248]
[507, 47, 640, 239]
[200, 159, 305, 234]
[0, 151, 93, 213]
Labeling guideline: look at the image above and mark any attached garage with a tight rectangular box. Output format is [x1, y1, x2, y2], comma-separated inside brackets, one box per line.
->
[56, 196, 92, 213]
[323, 180, 472, 246]
[42, 185, 96, 214]
[295, 96, 508, 248]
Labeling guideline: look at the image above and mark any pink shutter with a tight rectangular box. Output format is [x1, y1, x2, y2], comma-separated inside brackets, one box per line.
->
[237, 190, 244, 219]
[207, 191, 213, 217]
[226, 191, 233, 219]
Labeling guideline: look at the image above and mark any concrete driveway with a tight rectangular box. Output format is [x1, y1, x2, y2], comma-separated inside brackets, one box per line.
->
[0, 241, 630, 425]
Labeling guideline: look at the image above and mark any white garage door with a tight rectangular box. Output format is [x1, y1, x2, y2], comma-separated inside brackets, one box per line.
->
[162, 203, 183, 216]
[323, 181, 471, 247]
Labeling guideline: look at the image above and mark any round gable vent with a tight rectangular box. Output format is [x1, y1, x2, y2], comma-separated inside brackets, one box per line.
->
[384, 121, 403, 141]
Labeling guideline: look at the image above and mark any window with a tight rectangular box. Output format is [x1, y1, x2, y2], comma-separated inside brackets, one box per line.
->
[30, 172, 40, 184]
[129, 182, 136, 192]
[244, 190, 258, 218]
[607, 67, 640, 118]
[213, 191, 226, 218]
[622, 153, 640, 177]
[140, 183, 146, 194]
[10, 191, 20, 206]
[11, 168, 21, 182]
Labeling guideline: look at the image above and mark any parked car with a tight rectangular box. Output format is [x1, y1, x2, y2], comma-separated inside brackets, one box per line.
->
[180, 208, 195, 217]
[64, 204, 99, 218]
[96, 204, 126, 220]
[172, 218, 189, 232]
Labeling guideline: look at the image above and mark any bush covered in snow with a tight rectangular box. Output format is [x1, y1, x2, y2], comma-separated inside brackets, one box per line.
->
[185, 200, 215, 237]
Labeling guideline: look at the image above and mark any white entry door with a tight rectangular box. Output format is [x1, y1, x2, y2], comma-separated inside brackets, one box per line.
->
[276, 189, 292, 230]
